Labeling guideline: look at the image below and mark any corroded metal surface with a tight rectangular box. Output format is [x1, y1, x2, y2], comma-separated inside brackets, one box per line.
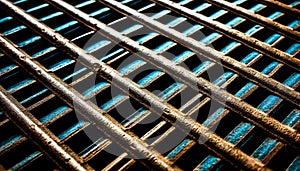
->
[0, 0, 299, 170]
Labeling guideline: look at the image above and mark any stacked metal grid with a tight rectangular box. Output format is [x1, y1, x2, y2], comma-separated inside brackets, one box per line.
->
[0, 0, 299, 170]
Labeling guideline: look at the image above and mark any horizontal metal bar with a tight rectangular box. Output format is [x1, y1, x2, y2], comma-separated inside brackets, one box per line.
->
[0, 1, 271, 170]
[0, 86, 88, 171]
[0, 35, 175, 170]
[39, 0, 300, 152]
[256, 0, 300, 19]
[98, 0, 300, 109]
[151, 0, 300, 72]
[200, 0, 300, 42]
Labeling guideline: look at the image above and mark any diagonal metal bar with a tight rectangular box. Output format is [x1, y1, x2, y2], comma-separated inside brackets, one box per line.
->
[97, 0, 300, 108]
[34, 0, 300, 151]
[0, 1, 272, 170]
[256, 0, 300, 20]
[0, 86, 89, 171]
[197, 0, 300, 42]
[0, 36, 176, 171]
[150, 0, 300, 72]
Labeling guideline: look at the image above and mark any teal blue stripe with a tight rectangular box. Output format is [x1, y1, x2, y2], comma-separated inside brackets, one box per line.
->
[0, 16, 12, 24]
[0, 135, 23, 152]
[57, 121, 87, 140]
[203, 108, 225, 127]
[10, 151, 41, 171]
[283, 110, 300, 127]
[158, 83, 184, 100]
[0, 64, 16, 74]
[7, 78, 34, 92]
[26, 4, 48, 13]
[167, 139, 191, 159]
[252, 139, 277, 160]
[153, 41, 175, 53]
[119, 60, 146, 75]
[82, 82, 109, 97]
[100, 95, 127, 111]
[137, 71, 163, 86]
[40, 106, 69, 124]
[287, 157, 300, 171]
[75, 0, 95, 8]
[195, 156, 220, 171]
[54, 21, 78, 31]
[18, 36, 40, 47]
[172, 50, 194, 63]
[85, 40, 110, 53]
[40, 12, 63, 21]
[192, 61, 213, 75]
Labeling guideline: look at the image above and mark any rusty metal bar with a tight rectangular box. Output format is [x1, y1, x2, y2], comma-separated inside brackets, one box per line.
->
[198, 0, 300, 42]
[0, 86, 89, 171]
[97, 0, 300, 108]
[34, 0, 300, 151]
[0, 35, 176, 171]
[150, 0, 300, 72]
[256, 0, 300, 19]
[0, 2, 273, 170]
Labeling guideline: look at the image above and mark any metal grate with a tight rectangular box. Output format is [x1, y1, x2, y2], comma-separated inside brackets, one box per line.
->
[0, 0, 299, 170]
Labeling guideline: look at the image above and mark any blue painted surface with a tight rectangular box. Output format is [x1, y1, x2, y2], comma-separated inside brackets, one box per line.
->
[0, 135, 23, 152]
[7, 78, 34, 93]
[0, 16, 12, 24]
[82, 82, 110, 97]
[40, 12, 63, 21]
[213, 72, 234, 86]
[26, 3, 48, 13]
[136, 33, 158, 44]
[153, 41, 175, 53]
[62, 67, 87, 82]
[194, 1, 300, 168]
[287, 157, 300, 171]
[100, 94, 127, 111]
[14, 0, 28, 4]
[172, 50, 194, 63]
[48, 59, 73, 71]
[192, 61, 214, 75]
[54, 21, 78, 32]
[10, 151, 41, 171]
[17, 36, 41, 47]
[57, 121, 87, 140]
[0, 64, 16, 74]
[75, 0, 95, 8]
[20, 89, 48, 105]
[159, 83, 185, 100]
[90, 8, 110, 17]
[121, 24, 142, 35]
[31, 46, 56, 58]
[183, 24, 203, 35]
[119, 60, 146, 75]
[100, 48, 124, 61]
[137, 70, 163, 86]
[40, 106, 69, 124]
[193, 3, 210, 12]
[167, 139, 191, 159]
[283, 110, 300, 127]
[195, 156, 220, 171]
[225, 123, 252, 144]
[203, 108, 225, 127]
[253, 138, 277, 160]
[85, 40, 110, 53]
[167, 17, 186, 27]
[3, 25, 26, 35]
